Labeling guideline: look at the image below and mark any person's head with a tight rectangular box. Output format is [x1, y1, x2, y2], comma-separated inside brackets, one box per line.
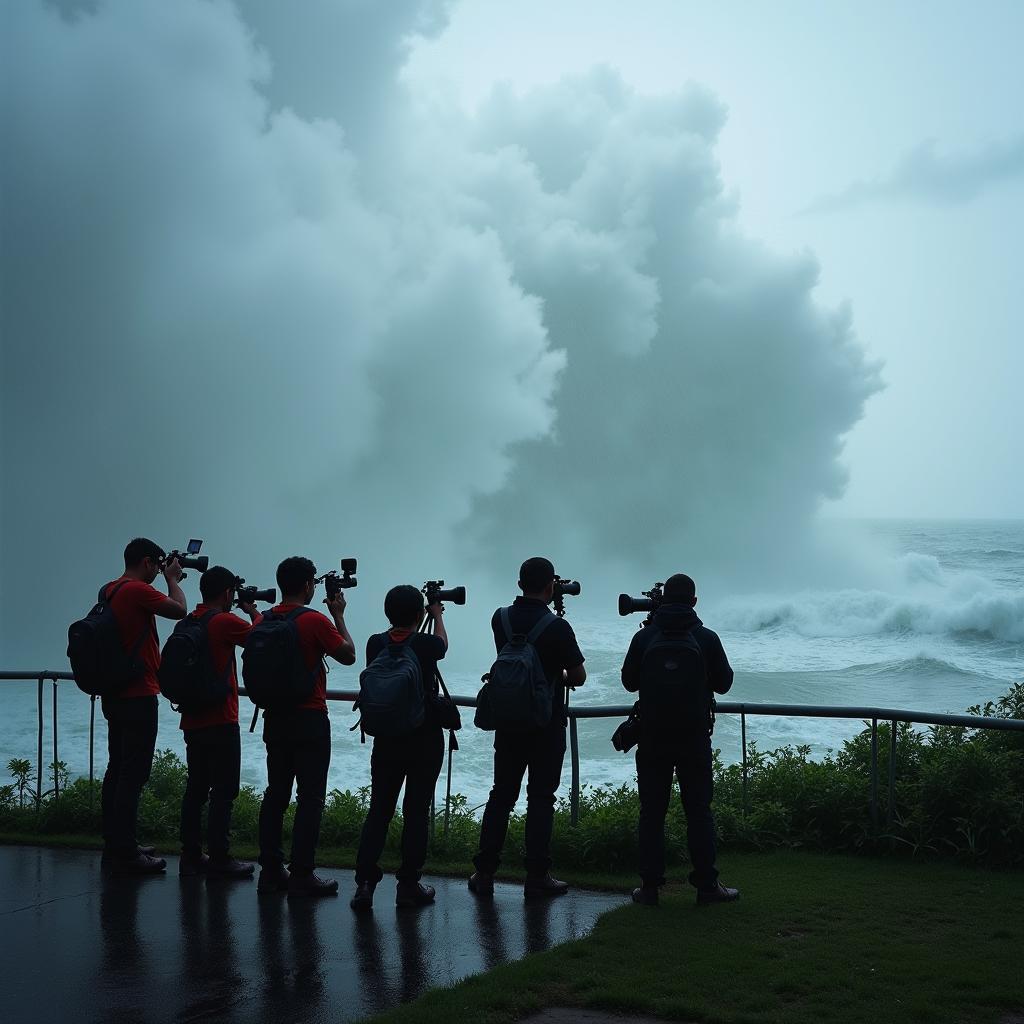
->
[663, 573, 697, 607]
[124, 537, 165, 583]
[384, 585, 424, 629]
[518, 556, 556, 603]
[276, 556, 317, 604]
[200, 565, 236, 612]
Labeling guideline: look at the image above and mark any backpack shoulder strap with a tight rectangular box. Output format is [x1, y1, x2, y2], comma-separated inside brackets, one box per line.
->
[198, 610, 220, 627]
[286, 607, 313, 623]
[526, 610, 557, 645]
[101, 581, 129, 604]
[499, 606, 515, 643]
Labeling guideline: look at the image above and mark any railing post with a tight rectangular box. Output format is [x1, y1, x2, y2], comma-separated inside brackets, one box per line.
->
[870, 718, 879, 830]
[36, 674, 44, 807]
[89, 695, 96, 811]
[741, 709, 748, 817]
[569, 713, 580, 826]
[887, 719, 897, 826]
[52, 679, 59, 799]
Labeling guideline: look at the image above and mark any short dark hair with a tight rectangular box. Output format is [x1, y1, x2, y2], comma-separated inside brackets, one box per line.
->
[124, 537, 165, 568]
[277, 556, 316, 596]
[519, 556, 555, 592]
[200, 565, 236, 602]
[384, 585, 424, 627]
[663, 573, 696, 602]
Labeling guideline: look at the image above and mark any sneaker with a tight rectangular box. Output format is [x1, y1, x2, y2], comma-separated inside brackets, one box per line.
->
[350, 880, 375, 912]
[396, 881, 435, 908]
[207, 857, 255, 880]
[137, 845, 157, 857]
[524, 873, 569, 898]
[179, 852, 210, 877]
[696, 882, 740, 905]
[287, 871, 339, 898]
[631, 886, 659, 906]
[468, 871, 494, 897]
[101, 844, 157, 869]
[257, 864, 290, 894]
[110, 852, 167, 876]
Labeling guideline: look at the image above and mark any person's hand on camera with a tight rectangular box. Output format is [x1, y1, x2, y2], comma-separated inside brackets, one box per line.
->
[325, 591, 347, 618]
[427, 602, 444, 619]
[163, 557, 183, 583]
[239, 600, 258, 619]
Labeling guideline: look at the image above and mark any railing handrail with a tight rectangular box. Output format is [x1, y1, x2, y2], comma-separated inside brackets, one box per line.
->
[4, 668, 1023, 829]
[3, 670, 1022, 732]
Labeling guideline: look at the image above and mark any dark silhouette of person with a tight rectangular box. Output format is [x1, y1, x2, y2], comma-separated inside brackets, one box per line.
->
[620, 573, 739, 906]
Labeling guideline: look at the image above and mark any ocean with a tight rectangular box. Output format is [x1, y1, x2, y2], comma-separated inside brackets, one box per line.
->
[3, 520, 1022, 808]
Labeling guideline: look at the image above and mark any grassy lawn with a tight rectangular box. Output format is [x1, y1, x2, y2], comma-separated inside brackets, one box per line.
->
[364, 850, 1024, 1024]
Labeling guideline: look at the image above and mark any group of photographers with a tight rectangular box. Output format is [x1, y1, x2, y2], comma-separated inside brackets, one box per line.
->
[72, 539, 739, 910]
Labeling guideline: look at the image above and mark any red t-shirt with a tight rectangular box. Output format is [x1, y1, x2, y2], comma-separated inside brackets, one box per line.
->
[179, 605, 261, 731]
[104, 578, 168, 698]
[270, 603, 347, 714]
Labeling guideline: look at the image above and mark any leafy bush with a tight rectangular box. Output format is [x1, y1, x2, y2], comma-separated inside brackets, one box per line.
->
[2, 684, 1022, 869]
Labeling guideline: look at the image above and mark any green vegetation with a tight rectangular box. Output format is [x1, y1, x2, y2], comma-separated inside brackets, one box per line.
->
[2, 684, 1022, 870]
[367, 851, 1024, 1024]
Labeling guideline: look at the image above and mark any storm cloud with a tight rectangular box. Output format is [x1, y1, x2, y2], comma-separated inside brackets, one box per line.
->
[1, 0, 879, 663]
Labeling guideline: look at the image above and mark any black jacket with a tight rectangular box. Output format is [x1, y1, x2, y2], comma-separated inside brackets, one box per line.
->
[620, 603, 733, 695]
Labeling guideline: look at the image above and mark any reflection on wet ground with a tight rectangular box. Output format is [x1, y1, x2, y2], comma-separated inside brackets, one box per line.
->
[1, 846, 625, 1024]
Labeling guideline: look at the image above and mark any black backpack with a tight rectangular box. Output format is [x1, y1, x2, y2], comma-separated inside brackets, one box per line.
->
[241, 607, 317, 711]
[356, 636, 425, 738]
[158, 610, 231, 713]
[475, 608, 557, 731]
[67, 582, 149, 697]
[638, 627, 712, 738]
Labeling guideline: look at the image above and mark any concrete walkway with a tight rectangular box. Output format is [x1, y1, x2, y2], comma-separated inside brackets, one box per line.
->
[0, 845, 626, 1024]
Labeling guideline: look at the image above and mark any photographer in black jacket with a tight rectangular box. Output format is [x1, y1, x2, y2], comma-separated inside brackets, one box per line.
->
[621, 573, 739, 906]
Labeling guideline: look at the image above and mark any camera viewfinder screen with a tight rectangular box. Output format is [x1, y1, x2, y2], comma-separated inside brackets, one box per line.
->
[187, 539, 202, 555]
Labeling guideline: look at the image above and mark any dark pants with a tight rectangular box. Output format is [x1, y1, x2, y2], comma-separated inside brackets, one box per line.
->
[180, 723, 241, 859]
[636, 735, 718, 889]
[101, 695, 158, 856]
[355, 725, 445, 884]
[474, 723, 566, 876]
[258, 710, 331, 874]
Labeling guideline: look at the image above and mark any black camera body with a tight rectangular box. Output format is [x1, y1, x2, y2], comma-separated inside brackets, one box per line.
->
[552, 576, 581, 617]
[162, 539, 208, 577]
[423, 580, 467, 606]
[233, 577, 276, 607]
[618, 581, 664, 617]
[319, 557, 358, 599]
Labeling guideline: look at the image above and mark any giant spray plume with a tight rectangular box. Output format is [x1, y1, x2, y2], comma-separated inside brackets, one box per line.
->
[1, 0, 879, 664]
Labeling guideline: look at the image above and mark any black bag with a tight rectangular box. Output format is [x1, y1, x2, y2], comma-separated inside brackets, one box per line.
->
[475, 608, 557, 731]
[357, 638, 425, 738]
[158, 610, 231, 713]
[241, 607, 317, 711]
[67, 582, 149, 697]
[611, 700, 642, 752]
[431, 668, 462, 732]
[638, 628, 713, 738]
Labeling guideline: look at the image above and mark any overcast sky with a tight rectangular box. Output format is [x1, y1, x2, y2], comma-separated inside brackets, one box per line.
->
[2, 0, 1022, 662]
[408, 0, 1024, 518]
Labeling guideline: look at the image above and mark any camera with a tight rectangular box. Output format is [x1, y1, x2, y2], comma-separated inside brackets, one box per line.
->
[618, 582, 664, 617]
[552, 576, 581, 616]
[318, 557, 358, 599]
[233, 577, 276, 607]
[422, 580, 467, 606]
[161, 539, 208, 577]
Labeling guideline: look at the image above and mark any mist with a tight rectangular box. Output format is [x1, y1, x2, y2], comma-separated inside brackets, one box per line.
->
[1, 0, 881, 669]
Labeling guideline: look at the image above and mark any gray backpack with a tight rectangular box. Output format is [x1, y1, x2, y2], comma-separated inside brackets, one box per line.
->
[474, 608, 557, 731]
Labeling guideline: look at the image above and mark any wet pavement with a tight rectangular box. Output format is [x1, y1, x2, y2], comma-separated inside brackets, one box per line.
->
[0, 845, 626, 1024]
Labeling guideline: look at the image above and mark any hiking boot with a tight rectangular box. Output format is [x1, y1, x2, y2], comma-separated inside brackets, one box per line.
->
[468, 871, 494, 897]
[257, 863, 290, 894]
[696, 882, 740, 905]
[350, 880, 375, 912]
[102, 844, 157, 870]
[396, 881, 435, 908]
[524, 873, 569, 898]
[632, 886, 659, 907]
[207, 857, 255, 880]
[287, 871, 339, 898]
[111, 852, 167, 876]
[179, 852, 210, 877]
[137, 845, 157, 857]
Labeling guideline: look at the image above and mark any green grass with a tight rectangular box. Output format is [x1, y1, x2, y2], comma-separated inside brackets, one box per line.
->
[366, 850, 1024, 1024]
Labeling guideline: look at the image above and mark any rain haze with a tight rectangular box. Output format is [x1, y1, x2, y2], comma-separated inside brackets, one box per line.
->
[2, 1, 1023, 793]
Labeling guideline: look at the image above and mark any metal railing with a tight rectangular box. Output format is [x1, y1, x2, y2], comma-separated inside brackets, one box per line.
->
[3, 670, 1024, 831]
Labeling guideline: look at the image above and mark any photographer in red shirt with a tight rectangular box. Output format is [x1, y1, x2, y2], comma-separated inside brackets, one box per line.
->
[178, 566, 262, 879]
[101, 537, 187, 874]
